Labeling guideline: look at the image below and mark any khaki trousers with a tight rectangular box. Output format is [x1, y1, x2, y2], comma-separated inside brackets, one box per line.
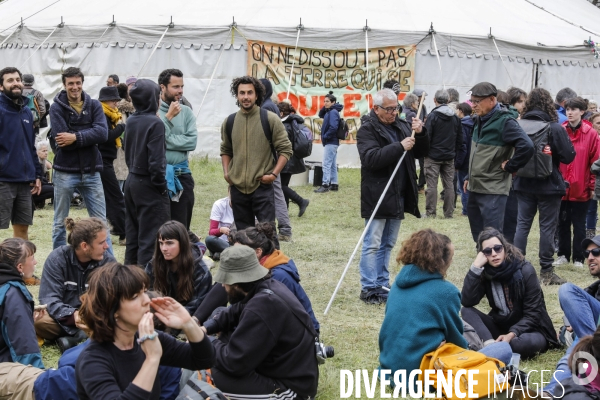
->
[424, 157, 456, 218]
[33, 313, 65, 340]
[0, 362, 44, 400]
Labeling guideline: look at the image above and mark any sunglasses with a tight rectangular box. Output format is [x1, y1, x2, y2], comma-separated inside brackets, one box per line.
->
[584, 248, 600, 258]
[482, 244, 504, 256]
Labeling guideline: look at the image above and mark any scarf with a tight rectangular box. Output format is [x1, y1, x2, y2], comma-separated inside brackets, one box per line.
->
[483, 259, 524, 314]
[102, 102, 123, 148]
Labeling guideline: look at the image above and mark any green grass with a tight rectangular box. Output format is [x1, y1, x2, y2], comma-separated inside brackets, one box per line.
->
[2, 157, 591, 399]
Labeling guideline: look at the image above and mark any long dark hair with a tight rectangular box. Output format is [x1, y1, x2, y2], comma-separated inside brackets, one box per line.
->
[476, 228, 524, 264]
[522, 88, 558, 122]
[152, 221, 194, 303]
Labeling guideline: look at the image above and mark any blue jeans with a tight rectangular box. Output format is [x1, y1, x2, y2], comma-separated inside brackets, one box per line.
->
[456, 170, 469, 215]
[544, 339, 578, 395]
[559, 283, 600, 339]
[587, 200, 598, 230]
[322, 144, 338, 186]
[52, 170, 113, 253]
[479, 342, 513, 366]
[359, 218, 401, 291]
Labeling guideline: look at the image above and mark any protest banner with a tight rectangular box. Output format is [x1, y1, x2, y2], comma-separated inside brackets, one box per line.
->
[248, 40, 416, 143]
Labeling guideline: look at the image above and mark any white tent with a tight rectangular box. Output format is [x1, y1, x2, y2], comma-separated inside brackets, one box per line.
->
[1, 0, 600, 166]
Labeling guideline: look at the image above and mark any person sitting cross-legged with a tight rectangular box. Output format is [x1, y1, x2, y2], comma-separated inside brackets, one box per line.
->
[202, 245, 319, 400]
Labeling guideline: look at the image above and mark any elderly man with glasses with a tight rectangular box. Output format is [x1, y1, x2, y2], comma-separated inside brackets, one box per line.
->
[355, 88, 430, 304]
[462, 82, 533, 243]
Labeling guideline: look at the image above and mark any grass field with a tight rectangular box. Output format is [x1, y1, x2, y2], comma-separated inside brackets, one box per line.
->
[2, 156, 592, 399]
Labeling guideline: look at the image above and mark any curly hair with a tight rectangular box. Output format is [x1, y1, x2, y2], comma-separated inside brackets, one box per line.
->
[396, 229, 453, 277]
[522, 88, 558, 122]
[476, 228, 524, 264]
[230, 76, 265, 108]
[277, 101, 296, 116]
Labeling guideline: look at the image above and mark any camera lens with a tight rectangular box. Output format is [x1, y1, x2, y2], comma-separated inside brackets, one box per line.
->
[325, 346, 334, 358]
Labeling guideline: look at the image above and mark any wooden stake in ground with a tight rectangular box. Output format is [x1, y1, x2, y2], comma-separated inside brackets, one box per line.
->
[324, 93, 426, 315]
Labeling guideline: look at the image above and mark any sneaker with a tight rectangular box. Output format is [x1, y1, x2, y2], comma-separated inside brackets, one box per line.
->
[573, 261, 584, 268]
[298, 199, 310, 217]
[278, 234, 292, 242]
[360, 289, 385, 305]
[24, 275, 41, 286]
[540, 271, 567, 285]
[553, 255, 569, 266]
[211, 252, 220, 261]
[330, 184, 339, 191]
[314, 185, 330, 193]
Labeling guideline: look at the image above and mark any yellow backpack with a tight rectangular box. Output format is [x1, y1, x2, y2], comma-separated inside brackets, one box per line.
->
[419, 343, 510, 399]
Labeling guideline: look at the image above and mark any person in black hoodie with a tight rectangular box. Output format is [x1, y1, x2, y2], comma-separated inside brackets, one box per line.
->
[455, 102, 474, 216]
[123, 79, 170, 266]
[461, 228, 559, 359]
[423, 89, 462, 218]
[97, 86, 127, 246]
[277, 101, 310, 217]
[513, 88, 576, 285]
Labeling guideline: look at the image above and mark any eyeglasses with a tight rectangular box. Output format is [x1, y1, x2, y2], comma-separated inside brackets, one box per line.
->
[376, 105, 401, 114]
[584, 248, 600, 258]
[482, 244, 504, 256]
[470, 97, 490, 105]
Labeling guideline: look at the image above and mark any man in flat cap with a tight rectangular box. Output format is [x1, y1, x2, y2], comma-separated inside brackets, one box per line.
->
[203, 245, 318, 400]
[463, 82, 533, 242]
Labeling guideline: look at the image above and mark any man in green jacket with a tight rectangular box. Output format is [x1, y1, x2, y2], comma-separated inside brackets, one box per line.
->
[463, 82, 533, 242]
[220, 76, 292, 233]
[158, 68, 198, 229]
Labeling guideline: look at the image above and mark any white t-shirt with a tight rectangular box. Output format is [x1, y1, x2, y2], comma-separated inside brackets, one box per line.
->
[210, 197, 234, 242]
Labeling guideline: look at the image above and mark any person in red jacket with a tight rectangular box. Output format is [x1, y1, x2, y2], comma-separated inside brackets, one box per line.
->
[555, 97, 600, 268]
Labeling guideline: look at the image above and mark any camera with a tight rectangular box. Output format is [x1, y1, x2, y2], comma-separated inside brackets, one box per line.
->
[315, 340, 335, 365]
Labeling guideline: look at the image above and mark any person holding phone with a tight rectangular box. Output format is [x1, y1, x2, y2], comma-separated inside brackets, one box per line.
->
[461, 228, 558, 359]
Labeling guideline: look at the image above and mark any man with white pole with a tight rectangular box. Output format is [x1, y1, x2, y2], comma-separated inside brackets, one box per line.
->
[356, 88, 429, 304]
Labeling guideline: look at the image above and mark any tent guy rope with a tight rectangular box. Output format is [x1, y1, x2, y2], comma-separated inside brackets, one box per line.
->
[137, 23, 171, 76]
[19, 26, 57, 68]
[324, 93, 426, 315]
[490, 32, 514, 86]
[429, 23, 446, 90]
[285, 19, 304, 100]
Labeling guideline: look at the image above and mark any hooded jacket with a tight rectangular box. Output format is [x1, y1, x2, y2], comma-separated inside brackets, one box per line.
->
[158, 100, 198, 165]
[262, 250, 319, 332]
[319, 103, 344, 145]
[49, 90, 108, 173]
[379, 264, 467, 381]
[0, 263, 44, 368]
[424, 104, 462, 161]
[560, 119, 600, 202]
[357, 109, 429, 219]
[124, 79, 168, 193]
[207, 279, 319, 399]
[145, 244, 212, 316]
[281, 113, 308, 175]
[513, 110, 576, 196]
[0, 92, 42, 183]
[455, 116, 474, 172]
[461, 259, 559, 348]
[39, 245, 116, 335]
[259, 79, 280, 116]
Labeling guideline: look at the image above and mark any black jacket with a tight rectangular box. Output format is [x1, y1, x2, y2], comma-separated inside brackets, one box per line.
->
[513, 109, 576, 196]
[556, 376, 600, 399]
[357, 109, 429, 219]
[424, 104, 462, 161]
[259, 79, 280, 115]
[38, 245, 116, 335]
[98, 114, 125, 160]
[455, 116, 474, 172]
[145, 244, 212, 317]
[124, 79, 167, 193]
[584, 279, 600, 301]
[281, 114, 308, 175]
[205, 279, 318, 398]
[461, 260, 558, 348]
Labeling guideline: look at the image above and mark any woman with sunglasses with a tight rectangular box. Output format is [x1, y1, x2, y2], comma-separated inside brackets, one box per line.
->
[314, 91, 343, 193]
[461, 228, 558, 359]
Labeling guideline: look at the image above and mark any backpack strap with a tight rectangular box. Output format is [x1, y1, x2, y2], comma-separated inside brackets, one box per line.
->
[259, 108, 278, 163]
[261, 288, 318, 339]
[225, 112, 236, 148]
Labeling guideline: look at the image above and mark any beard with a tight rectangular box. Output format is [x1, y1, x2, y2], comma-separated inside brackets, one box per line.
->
[225, 285, 247, 304]
[162, 91, 178, 104]
[2, 84, 22, 100]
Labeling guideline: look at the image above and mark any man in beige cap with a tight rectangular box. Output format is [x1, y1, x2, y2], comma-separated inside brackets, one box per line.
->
[203, 245, 318, 400]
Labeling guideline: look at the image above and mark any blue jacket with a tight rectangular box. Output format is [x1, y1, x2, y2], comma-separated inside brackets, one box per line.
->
[455, 116, 474, 172]
[49, 90, 108, 173]
[556, 104, 568, 124]
[34, 339, 182, 400]
[379, 264, 467, 385]
[0, 281, 44, 368]
[270, 258, 320, 333]
[0, 92, 42, 182]
[319, 103, 343, 145]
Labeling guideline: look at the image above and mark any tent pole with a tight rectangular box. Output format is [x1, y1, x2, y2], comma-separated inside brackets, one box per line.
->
[491, 35, 514, 86]
[324, 94, 426, 315]
[138, 24, 171, 76]
[19, 26, 58, 68]
[429, 24, 446, 90]
[364, 20, 370, 90]
[285, 20, 304, 101]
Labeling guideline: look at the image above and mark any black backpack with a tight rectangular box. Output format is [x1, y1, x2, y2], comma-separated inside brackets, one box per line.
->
[515, 119, 553, 179]
[336, 116, 349, 140]
[225, 108, 277, 163]
[290, 121, 312, 159]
